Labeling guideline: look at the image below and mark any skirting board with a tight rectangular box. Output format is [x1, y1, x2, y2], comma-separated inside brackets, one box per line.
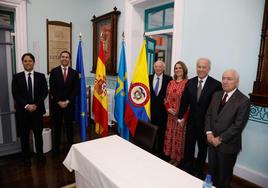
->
[234, 164, 268, 188]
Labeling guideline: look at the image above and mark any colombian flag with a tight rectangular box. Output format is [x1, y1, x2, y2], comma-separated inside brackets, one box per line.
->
[92, 40, 108, 136]
[124, 40, 151, 136]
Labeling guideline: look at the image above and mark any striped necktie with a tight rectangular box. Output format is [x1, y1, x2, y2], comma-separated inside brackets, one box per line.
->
[197, 79, 203, 102]
[154, 77, 160, 95]
[63, 67, 67, 82]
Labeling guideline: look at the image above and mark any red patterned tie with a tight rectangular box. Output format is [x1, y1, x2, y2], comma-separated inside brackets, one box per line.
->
[63, 67, 67, 82]
[218, 93, 228, 113]
[221, 93, 228, 106]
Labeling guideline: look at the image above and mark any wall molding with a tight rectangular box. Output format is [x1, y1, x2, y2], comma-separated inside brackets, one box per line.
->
[249, 105, 268, 125]
[234, 164, 268, 188]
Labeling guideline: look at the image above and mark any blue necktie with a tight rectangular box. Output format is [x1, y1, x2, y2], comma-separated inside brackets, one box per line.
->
[28, 73, 33, 102]
[154, 77, 160, 95]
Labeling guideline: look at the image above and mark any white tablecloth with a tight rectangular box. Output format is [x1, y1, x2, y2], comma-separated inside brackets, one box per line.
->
[63, 135, 205, 188]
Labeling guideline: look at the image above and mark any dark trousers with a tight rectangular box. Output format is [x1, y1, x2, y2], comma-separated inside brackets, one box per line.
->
[51, 107, 74, 151]
[155, 125, 167, 160]
[183, 124, 207, 174]
[208, 146, 237, 188]
[17, 111, 43, 159]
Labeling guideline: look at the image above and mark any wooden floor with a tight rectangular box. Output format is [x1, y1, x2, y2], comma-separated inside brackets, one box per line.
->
[0, 152, 74, 188]
[0, 123, 262, 188]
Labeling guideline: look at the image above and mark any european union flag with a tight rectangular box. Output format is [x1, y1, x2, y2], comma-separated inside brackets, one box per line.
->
[114, 41, 130, 140]
[75, 40, 88, 141]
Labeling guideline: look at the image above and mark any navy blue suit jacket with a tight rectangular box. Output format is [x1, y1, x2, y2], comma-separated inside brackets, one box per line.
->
[12, 71, 48, 115]
[178, 76, 222, 130]
[49, 66, 79, 112]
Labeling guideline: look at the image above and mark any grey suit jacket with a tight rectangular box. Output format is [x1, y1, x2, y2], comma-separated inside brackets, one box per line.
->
[205, 89, 250, 154]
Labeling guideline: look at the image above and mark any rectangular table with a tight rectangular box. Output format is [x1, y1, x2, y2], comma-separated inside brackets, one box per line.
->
[63, 135, 205, 188]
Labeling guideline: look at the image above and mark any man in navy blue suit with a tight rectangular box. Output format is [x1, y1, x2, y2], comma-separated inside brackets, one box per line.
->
[178, 58, 222, 178]
[12, 53, 48, 166]
[149, 60, 172, 159]
[49, 51, 79, 154]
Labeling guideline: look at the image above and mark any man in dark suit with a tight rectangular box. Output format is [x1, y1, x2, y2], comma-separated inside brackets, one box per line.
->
[49, 51, 79, 154]
[205, 69, 250, 188]
[178, 58, 222, 177]
[149, 60, 172, 159]
[12, 53, 48, 166]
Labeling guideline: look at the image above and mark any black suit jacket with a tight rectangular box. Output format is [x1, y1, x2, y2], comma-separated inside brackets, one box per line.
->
[149, 74, 172, 127]
[12, 71, 48, 115]
[178, 76, 222, 130]
[205, 90, 250, 154]
[49, 66, 79, 111]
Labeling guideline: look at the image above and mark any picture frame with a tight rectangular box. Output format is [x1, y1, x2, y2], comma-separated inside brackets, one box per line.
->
[91, 7, 121, 76]
[47, 19, 72, 73]
[157, 50, 165, 62]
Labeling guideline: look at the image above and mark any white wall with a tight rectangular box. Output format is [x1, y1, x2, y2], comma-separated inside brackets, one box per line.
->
[181, 0, 264, 95]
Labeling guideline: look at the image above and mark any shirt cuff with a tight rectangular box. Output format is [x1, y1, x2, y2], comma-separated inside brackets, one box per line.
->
[25, 104, 29, 109]
[177, 118, 184, 123]
[206, 131, 213, 135]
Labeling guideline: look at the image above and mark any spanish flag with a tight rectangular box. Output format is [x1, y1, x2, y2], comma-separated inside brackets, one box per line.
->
[92, 40, 108, 136]
[124, 40, 151, 136]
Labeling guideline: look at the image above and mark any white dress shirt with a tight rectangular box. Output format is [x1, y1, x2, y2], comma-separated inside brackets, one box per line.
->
[197, 75, 208, 89]
[61, 65, 69, 76]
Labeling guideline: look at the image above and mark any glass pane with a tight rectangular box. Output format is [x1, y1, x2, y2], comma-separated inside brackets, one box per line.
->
[147, 40, 155, 50]
[165, 7, 174, 26]
[0, 14, 11, 28]
[148, 10, 163, 30]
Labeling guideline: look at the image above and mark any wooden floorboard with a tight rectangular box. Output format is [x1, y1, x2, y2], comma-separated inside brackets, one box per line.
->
[0, 152, 75, 188]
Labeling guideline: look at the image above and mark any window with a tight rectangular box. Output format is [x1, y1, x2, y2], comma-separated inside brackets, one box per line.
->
[0, 10, 16, 74]
[144, 3, 174, 32]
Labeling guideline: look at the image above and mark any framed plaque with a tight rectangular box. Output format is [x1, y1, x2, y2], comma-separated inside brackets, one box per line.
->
[47, 19, 72, 73]
[91, 7, 121, 76]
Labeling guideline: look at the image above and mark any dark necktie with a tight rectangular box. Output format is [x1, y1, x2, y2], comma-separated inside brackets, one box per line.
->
[218, 93, 228, 113]
[154, 77, 160, 96]
[197, 79, 203, 102]
[221, 93, 228, 106]
[28, 73, 33, 102]
[63, 67, 67, 82]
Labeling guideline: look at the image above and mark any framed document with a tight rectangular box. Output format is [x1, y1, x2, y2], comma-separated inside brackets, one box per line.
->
[47, 19, 72, 73]
[91, 7, 121, 76]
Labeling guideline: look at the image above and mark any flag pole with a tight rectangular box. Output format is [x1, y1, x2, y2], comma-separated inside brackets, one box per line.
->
[122, 32, 125, 40]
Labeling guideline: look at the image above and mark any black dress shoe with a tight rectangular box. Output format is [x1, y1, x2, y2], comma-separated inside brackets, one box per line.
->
[24, 159, 32, 167]
[52, 148, 60, 156]
[37, 155, 46, 163]
[195, 171, 206, 180]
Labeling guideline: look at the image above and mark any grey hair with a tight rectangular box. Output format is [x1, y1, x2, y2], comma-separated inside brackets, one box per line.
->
[196, 57, 211, 69]
[224, 69, 240, 81]
[154, 60, 166, 69]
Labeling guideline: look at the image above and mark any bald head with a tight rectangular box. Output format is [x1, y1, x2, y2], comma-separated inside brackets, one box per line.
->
[221, 69, 239, 93]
